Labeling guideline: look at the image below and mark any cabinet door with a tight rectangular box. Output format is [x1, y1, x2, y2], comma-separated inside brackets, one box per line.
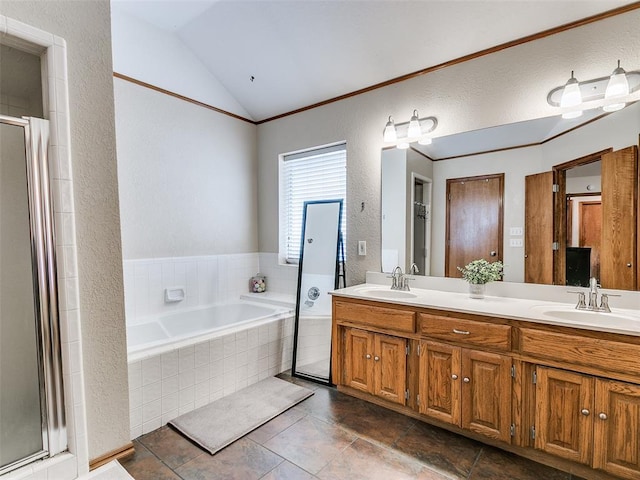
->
[535, 367, 593, 465]
[593, 379, 640, 479]
[418, 341, 461, 426]
[373, 333, 407, 405]
[461, 349, 512, 443]
[343, 328, 373, 394]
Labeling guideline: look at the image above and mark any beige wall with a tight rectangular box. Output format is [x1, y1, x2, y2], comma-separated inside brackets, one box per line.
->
[257, 9, 640, 286]
[114, 78, 258, 259]
[0, 1, 129, 460]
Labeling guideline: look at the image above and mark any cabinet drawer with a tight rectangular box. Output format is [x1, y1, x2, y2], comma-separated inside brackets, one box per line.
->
[520, 328, 640, 377]
[419, 314, 511, 351]
[334, 301, 415, 333]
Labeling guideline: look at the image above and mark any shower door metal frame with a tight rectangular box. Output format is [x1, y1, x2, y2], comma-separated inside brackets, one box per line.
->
[0, 115, 66, 475]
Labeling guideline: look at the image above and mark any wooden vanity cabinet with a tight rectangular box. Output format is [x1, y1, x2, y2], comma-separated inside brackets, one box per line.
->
[343, 328, 407, 405]
[535, 367, 640, 479]
[332, 295, 640, 480]
[419, 340, 512, 443]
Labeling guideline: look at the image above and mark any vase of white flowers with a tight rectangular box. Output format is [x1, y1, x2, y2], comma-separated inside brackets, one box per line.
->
[457, 259, 504, 299]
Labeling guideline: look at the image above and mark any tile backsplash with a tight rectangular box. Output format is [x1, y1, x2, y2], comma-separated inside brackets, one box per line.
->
[123, 253, 298, 324]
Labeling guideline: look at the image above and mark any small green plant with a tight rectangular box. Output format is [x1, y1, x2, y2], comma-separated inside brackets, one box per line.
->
[457, 259, 504, 284]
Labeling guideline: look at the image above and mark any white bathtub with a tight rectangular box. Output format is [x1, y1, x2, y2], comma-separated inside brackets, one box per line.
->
[127, 301, 293, 359]
[127, 299, 296, 438]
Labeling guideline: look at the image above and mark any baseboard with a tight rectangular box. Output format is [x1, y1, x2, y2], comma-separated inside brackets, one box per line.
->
[89, 442, 135, 471]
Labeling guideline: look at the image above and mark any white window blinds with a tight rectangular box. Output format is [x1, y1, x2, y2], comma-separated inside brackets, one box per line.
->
[281, 144, 346, 263]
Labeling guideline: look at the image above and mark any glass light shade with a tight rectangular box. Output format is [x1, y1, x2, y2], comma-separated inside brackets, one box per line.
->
[397, 142, 410, 150]
[418, 137, 432, 145]
[562, 110, 583, 119]
[383, 116, 397, 142]
[603, 61, 629, 112]
[407, 110, 421, 138]
[560, 72, 582, 109]
[560, 71, 582, 119]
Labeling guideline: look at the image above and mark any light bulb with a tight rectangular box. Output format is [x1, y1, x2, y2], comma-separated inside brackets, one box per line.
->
[397, 142, 410, 150]
[604, 60, 629, 112]
[407, 110, 421, 139]
[383, 116, 397, 142]
[418, 137, 432, 145]
[560, 71, 582, 119]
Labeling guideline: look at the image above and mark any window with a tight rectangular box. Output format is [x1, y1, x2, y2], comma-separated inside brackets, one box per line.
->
[280, 143, 346, 263]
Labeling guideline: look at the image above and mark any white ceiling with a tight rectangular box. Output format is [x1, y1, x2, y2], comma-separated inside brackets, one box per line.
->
[112, 0, 635, 122]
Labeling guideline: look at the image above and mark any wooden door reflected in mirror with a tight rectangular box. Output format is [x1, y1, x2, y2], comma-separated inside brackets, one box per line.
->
[445, 174, 504, 277]
[525, 145, 638, 290]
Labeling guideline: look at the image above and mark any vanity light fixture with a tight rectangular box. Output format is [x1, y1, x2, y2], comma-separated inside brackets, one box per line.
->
[382, 110, 438, 149]
[547, 62, 640, 118]
[603, 60, 629, 112]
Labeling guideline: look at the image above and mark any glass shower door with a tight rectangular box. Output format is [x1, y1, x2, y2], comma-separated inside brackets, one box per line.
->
[0, 121, 47, 471]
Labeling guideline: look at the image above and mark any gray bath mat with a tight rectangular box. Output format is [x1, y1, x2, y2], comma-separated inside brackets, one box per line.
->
[169, 376, 313, 454]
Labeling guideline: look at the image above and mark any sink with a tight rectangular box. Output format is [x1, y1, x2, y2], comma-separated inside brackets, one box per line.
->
[530, 305, 640, 329]
[357, 288, 418, 299]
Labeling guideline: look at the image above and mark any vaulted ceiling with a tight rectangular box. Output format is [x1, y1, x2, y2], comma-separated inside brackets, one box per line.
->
[111, 0, 636, 122]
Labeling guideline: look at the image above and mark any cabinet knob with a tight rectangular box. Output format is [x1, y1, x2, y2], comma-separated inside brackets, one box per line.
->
[490, 251, 497, 257]
[374, 356, 380, 362]
[452, 374, 458, 380]
[463, 377, 470, 383]
[627, 263, 633, 268]
[365, 354, 371, 359]
[581, 409, 590, 416]
[599, 413, 608, 420]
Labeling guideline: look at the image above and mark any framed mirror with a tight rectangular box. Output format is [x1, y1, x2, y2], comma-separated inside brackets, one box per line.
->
[380, 100, 640, 290]
[292, 199, 344, 384]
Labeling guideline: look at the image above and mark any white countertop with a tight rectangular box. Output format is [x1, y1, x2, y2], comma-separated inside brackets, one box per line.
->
[330, 283, 640, 337]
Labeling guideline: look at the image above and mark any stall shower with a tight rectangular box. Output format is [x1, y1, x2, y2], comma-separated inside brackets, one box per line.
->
[0, 115, 66, 475]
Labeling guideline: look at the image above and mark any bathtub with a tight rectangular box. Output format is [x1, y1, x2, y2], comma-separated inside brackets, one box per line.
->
[127, 301, 293, 360]
[127, 299, 296, 438]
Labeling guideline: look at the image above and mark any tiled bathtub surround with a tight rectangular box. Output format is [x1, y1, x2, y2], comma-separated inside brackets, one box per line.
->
[127, 317, 294, 440]
[123, 253, 298, 323]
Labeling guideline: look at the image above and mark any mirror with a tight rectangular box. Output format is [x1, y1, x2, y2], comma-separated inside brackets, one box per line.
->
[292, 199, 343, 384]
[381, 148, 432, 275]
[381, 100, 640, 290]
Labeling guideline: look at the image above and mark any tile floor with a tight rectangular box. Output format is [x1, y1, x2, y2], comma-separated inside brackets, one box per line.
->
[121, 373, 585, 480]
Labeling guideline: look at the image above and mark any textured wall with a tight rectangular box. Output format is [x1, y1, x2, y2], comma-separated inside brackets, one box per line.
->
[0, 0, 130, 460]
[114, 78, 258, 259]
[257, 9, 640, 286]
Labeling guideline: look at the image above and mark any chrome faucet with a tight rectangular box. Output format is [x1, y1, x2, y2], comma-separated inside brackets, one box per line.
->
[570, 277, 619, 313]
[389, 266, 404, 290]
[588, 277, 599, 310]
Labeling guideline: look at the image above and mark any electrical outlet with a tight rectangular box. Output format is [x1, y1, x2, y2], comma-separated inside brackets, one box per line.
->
[358, 240, 367, 256]
[510, 238, 523, 247]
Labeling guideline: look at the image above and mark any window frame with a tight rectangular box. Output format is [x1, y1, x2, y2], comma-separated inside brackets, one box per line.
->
[279, 142, 347, 265]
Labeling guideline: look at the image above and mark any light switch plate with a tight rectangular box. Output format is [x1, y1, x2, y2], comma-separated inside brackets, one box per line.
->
[510, 227, 523, 236]
[358, 240, 367, 256]
[510, 238, 523, 247]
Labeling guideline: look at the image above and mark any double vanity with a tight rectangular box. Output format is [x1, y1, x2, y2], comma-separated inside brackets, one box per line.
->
[330, 282, 640, 480]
